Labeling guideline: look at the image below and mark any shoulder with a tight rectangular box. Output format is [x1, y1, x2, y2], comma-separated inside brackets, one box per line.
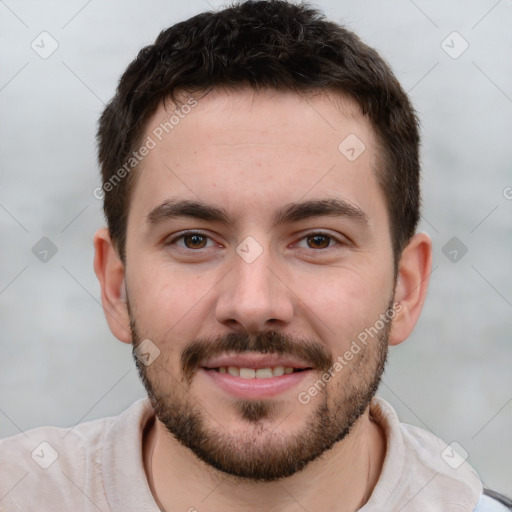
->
[474, 490, 512, 511]
[368, 397, 483, 511]
[0, 415, 114, 510]
[0, 400, 149, 510]
[397, 422, 512, 512]
[0, 411, 114, 469]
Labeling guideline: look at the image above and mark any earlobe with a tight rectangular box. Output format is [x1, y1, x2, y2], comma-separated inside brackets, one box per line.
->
[389, 231, 433, 346]
[93, 227, 132, 344]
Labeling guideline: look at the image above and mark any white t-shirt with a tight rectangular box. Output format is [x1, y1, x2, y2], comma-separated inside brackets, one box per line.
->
[0, 396, 506, 511]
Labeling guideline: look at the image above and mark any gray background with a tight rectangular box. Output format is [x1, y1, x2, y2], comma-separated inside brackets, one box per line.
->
[1, 0, 511, 497]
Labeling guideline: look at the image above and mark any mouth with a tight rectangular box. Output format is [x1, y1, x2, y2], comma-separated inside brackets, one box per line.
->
[199, 354, 314, 399]
[205, 366, 311, 378]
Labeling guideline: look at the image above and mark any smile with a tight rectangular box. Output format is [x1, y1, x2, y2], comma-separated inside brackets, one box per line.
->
[200, 366, 313, 399]
[211, 366, 308, 378]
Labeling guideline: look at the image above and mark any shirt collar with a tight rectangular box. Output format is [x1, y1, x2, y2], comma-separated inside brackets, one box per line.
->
[102, 396, 483, 511]
[360, 396, 482, 511]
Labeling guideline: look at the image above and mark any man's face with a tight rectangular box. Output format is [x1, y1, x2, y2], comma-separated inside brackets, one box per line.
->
[124, 88, 397, 481]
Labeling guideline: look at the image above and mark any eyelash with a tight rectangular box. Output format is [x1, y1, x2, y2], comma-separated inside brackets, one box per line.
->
[166, 230, 345, 252]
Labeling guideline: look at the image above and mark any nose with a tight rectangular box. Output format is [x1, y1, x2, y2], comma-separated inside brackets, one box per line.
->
[215, 239, 295, 334]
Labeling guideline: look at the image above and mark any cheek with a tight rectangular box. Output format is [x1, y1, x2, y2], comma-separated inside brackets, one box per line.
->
[298, 268, 391, 349]
[129, 263, 215, 344]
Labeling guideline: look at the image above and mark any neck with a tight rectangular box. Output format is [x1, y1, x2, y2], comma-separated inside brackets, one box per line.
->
[143, 408, 386, 512]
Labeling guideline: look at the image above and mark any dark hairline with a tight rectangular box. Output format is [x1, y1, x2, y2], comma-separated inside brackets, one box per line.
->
[97, 1, 421, 276]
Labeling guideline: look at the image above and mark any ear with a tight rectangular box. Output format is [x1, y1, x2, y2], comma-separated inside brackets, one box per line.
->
[389, 231, 432, 346]
[93, 227, 131, 344]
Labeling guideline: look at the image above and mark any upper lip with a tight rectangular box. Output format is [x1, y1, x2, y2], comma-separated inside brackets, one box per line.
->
[201, 353, 313, 370]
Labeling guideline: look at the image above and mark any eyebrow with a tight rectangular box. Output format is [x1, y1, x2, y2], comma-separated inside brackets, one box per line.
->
[146, 198, 369, 229]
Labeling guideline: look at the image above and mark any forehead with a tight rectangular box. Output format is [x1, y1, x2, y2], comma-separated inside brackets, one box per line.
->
[128, 87, 386, 231]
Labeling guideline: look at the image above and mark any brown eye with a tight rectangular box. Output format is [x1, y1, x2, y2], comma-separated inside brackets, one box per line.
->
[306, 234, 333, 249]
[293, 231, 349, 253]
[167, 231, 214, 250]
[182, 234, 208, 249]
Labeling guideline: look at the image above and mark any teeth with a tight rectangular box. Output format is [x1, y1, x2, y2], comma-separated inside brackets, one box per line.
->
[240, 368, 256, 378]
[273, 366, 285, 376]
[255, 368, 273, 379]
[227, 366, 240, 377]
[217, 366, 298, 378]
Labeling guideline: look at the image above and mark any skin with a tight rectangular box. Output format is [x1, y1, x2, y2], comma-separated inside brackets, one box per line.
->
[94, 87, 432, 511]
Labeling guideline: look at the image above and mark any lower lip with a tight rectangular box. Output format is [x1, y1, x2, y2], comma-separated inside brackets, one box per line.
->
[200, 368, 313, 399]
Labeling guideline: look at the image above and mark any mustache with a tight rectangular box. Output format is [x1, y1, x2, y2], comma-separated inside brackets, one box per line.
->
[181, 330, 333, 384]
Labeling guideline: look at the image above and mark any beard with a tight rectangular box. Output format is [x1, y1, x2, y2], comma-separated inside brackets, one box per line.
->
[128, 298, 392, 482]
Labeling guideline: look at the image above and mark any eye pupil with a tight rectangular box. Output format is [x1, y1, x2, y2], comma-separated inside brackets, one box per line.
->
[308, 235, 330, 249]
[185, 234, 207, 249]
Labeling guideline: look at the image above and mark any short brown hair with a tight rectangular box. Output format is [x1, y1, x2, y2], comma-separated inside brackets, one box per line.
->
[97, 0, 421, 271]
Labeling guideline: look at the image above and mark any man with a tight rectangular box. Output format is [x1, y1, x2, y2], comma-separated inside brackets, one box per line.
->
[0, 1, 510, 510]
